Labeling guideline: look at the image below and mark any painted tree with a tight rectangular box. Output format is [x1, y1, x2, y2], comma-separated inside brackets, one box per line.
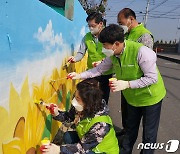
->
[78, 0, 108, 15]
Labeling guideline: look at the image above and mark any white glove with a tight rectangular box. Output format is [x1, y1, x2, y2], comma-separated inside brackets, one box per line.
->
[92, 60, 102, 67]
[41, 143, 60, 154]
[67, 72, 81, 79]
[110, 80, 130, 92]
[67, 56, 76, 63]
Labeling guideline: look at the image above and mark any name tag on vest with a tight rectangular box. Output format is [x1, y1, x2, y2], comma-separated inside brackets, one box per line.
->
[121, 64, 135, 67]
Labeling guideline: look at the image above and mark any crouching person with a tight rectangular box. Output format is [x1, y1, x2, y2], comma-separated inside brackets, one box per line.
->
[42, 78, 119, 154]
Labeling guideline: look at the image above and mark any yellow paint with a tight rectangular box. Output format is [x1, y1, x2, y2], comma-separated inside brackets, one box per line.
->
[41, 138, 50, 145]
[0, 54, 87, 153]
[109, 78, 117, 82]
[13, 117, 25, 139]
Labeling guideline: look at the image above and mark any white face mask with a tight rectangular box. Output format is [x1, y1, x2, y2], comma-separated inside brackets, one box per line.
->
[71, 98, 83, 112]
[102, 48, 114, 57]
[120, 19, 131, 34]
[89, 27, 99, 35]
[120, 25, 128, 34]
[102, 43, 117, 57]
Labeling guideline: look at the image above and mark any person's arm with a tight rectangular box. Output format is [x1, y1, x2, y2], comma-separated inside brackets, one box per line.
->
[60, 122, 110, 153]
[67, 57, 113, 79]
[74, 37, 87, 62]
[53, 106, 76, 123]
[80, 57, 113, 79]
[129, 46, 158, 89]
[138, 33, 154, 49]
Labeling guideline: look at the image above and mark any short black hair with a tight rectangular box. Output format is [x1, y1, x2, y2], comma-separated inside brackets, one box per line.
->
[86, 12, 104, 24]
[118, 8, 136, 19]
[76, 78, 104, 118]
[99, 24, 124, 44]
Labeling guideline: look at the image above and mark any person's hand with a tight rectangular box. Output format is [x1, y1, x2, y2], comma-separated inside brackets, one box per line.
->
[68, 56, 76, 63]
[41, 143, 60, 154]
[110, 80, 130, 92]
[67, 72, 81, 79]
[46, 104, 59, 116]
[92, 61, 102, 67]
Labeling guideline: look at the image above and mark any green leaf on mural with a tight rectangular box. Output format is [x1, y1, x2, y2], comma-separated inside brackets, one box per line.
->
[41, 114, 52, 140]
[57, 90, 62, 104]
[66, 91, 71, 111]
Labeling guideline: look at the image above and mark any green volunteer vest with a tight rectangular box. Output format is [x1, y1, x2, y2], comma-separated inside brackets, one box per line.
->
[85, 32, 113, 75]
[76, 115, 119, 154]
[125, 23, 153, 42]
[110, 40, 166, 107]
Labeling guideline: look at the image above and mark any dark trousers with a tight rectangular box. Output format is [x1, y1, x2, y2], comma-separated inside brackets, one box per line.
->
[121, 93, 128, 129]
[121, 100, 162, 154]
[95, 74, 112, 105]
[63, 131, 80, 144]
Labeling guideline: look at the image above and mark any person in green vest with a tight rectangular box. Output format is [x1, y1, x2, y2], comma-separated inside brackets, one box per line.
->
[117, 8, 154, 136]
[118, 8, 154, 49]
[41, 78, 119, 154]
[67, 12, 113, 104]
[68, 24, 166, 154]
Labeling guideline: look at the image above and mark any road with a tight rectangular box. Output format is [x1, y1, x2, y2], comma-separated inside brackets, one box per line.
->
[109, 58, 180, 154]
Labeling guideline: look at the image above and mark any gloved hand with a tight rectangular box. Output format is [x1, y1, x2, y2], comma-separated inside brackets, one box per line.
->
[41, 143, 60, 154]
[67, 56, 76, 63]
[46, 104, 59, 116]
[92, 60, 102, 67]
[110, 80, 130, 92]
[67, 72, 81, 79]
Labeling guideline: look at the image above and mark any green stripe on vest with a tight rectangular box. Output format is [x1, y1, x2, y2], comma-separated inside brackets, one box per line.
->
[85, 32, 113, 75]
[111, 40, 166, 107]
[125, 23, 153, 42]
[76, 115, 119, 154]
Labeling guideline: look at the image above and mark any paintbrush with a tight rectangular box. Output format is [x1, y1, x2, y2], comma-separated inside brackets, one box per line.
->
[34, 99, 65, 113]
[62, 57, 74, 70]
[34, 99, 49, 107]
[62, 61, 71, 70]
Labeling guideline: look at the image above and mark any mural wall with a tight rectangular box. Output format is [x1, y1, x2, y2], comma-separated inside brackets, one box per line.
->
[0, 0, 87, 153]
